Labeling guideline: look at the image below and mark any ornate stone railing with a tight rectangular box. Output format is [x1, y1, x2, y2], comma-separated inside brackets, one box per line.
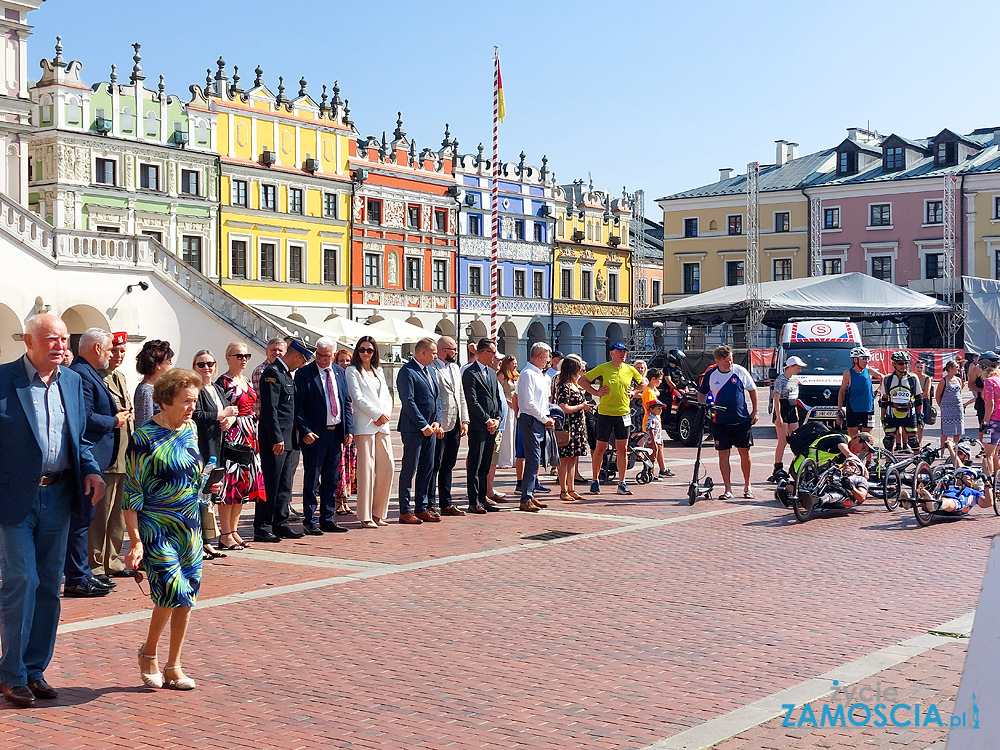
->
[0, 192, 286, 349]
[461, 236, 551, 263]
[460, 296, 551, 315]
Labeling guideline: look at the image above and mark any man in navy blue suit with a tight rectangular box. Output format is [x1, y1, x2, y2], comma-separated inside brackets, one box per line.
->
[295, 337, 353, 535]
[396, 337, 443, 524]
[65, 328, 131, 597]
[0, 314, 104, 707]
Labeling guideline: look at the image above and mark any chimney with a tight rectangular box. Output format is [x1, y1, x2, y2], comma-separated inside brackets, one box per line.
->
[847, 127, 860, 142]
[719, 167, 733, 181]
[787, 142, 798, 161]
[775, 139, 787, 167]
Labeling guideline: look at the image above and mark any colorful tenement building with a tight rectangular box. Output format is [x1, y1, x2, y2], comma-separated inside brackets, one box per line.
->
[455, 145, 555, 360]
[29, 41, 218, 267]
[552, 179, 633, 365]
[348, 115, 459, 334]
[658, 129, 1000, 305]
[205, 59, 354, 324]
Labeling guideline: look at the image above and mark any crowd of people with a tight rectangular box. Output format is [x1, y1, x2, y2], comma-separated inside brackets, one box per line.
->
[1, 312, 992, 705]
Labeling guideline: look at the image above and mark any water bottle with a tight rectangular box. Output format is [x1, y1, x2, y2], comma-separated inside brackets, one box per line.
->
[200, 455, 217, 498]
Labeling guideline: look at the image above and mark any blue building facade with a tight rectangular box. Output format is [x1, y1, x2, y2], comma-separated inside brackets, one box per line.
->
[455, 149, 555, 362]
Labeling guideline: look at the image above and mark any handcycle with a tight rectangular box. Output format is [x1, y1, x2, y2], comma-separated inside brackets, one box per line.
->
[881, 443, 945, 512]
[787, 455, 868, 523]
[909, 451, 1000, 527]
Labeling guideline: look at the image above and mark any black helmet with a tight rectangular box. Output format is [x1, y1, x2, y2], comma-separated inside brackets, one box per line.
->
[667, 348, 686, 364]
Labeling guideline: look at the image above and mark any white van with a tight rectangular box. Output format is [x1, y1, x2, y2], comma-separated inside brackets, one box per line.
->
[770, 319, 863, 423]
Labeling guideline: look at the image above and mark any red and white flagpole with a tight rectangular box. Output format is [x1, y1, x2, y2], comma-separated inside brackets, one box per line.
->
[490, 46, 500, 338]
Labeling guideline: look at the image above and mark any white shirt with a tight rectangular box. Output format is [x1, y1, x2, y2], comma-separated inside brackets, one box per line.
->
[515, 362, 551, 424]
[319, 366, 343, 427]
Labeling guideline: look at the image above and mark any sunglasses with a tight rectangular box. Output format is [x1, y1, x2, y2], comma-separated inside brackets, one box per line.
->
[230, 353, 252, 360]
[359, 347, 374, 354]
[133, 570, 150, 598]
[195, 361, 216, 368]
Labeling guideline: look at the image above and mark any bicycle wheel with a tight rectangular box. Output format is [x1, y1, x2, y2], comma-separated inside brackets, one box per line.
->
[993, 469, 1000, 516]
[882, 467, 902, 511]
[792, 458, 819, 523]
[866, 448, 895, 485]
[912, 461, 935, 527]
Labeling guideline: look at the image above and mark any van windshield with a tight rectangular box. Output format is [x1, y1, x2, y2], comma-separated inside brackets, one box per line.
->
[786, 345, 854, 375]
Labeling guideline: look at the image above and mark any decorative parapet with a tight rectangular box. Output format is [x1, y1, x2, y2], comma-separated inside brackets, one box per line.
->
[462, 236, 550, 263]
[553, 301, 629, 318]
[0, 191, 285, 348]
[460, 296, 550, 315]
[361, 289, 452, 310]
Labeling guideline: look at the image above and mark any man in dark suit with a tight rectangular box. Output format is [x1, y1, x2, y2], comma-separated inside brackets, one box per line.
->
[396, 337, 442, 524]
[294, 337, 353, 535]
[256, 339, 311, 542]
[0, 314, 105, 707]
[462, 338, 503, 514]
[65, 328, 130, 597]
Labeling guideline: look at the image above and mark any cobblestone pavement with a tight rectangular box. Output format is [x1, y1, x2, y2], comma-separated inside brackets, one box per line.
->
[0, 409, 989, 749]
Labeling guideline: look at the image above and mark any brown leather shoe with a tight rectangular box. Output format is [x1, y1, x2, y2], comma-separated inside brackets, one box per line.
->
[1, 683, 35, 707]
[531, 499, 548, 509]
[467, 505, 487, 514]
[440, 505, 466, 516]
[487, 492, 509, 503]
[398, 513, 422, 524]
[27, 678, 57, 700]
[518, 502, 540, 512]
[415, 510, 441, 523]
[428, 508, 442, 518]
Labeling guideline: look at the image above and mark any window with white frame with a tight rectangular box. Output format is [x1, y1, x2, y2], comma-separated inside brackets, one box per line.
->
[823, 207, 840, 229]
[323, 247, 338, 285]
[608, 271, 619, 302]
[926, 200, 943, 225]
[581, 269, 592, 300]
[728, 215, 742, 235]
[870, 255, 892, 281]
[432, 259, 447, 292]
[561, 268, 572, 299]
[726, 260, 744, 286]
[469, 265, 483, 295]
[182, 236, 203, 272]
[232, 179, 248, 207]
[514, 269, 526, 297]
[260, 242, 277, 281]
[774, 212, 790, 233]
[532, 270, 544, 298]
[180, 170, 199, 196]
[139, 163, 159, 190]
[288, 187, 303, 214]
[869, 204, 891, 227]
[469, 213, 482, 236]
[323, 193, 337, 218]
[405, 257, 422, 290]
[823, 258, 842, 275]
[683, 262, 700, 294]
[95, 158, 116, 185]
[773, 258, 792, 281]
[288, 245, 303, 283]
[363, 253, 381, 287]
[651, 279, 661, 306]
[231, 240, 248, 279]
[261, 184, 277, 211]
[925, 253, 942, 280]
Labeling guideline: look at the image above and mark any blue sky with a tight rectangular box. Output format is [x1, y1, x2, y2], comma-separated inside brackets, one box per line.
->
[30, 1, 1000, 211]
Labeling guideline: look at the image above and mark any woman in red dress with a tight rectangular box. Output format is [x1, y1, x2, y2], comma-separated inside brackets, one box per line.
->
[215, 342, 266, 550]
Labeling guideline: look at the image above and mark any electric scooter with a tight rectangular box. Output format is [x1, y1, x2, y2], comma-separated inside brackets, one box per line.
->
[687, 400, 725, 505]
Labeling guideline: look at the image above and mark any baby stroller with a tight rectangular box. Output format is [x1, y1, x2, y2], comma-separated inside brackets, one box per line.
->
[598, 432, 654, 484]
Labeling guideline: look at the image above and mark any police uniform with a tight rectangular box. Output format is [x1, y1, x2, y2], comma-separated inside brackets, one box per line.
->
[255, 357, 300, 539]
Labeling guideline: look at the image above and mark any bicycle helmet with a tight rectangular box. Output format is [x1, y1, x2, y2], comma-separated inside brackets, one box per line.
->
[666, 348, 686, 364]
[850, 346, 872, 359]
[891, 350, 910, 363]
[842, 456, 865, 475]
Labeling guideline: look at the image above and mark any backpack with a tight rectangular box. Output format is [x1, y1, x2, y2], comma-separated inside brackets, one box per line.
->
[787, 420, 831, 457]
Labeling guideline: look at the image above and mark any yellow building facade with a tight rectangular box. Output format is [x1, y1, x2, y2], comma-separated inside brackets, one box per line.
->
[200, 63, 354, 323]
[551, 181, 633, 363]
[659, 190, 808, 300]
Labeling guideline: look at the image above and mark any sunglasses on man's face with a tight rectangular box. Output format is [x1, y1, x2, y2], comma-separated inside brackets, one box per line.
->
[195, 361, 216, 368]
[230, 353, 252, 360]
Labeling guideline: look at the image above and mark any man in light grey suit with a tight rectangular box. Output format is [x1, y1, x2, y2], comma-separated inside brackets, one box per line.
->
[428, 336, 468, 517]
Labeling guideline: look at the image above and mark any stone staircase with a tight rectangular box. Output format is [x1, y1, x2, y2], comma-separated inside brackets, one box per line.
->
[0, 192, 287, 348]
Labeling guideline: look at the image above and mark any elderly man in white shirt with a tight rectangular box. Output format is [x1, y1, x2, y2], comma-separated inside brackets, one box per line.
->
[514, 342, 555, 512]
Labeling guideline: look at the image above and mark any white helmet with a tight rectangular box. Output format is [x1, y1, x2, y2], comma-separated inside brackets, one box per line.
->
[850, 347, 871, 359]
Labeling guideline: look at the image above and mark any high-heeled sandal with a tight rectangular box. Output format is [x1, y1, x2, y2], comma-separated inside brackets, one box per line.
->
[163, 665, 196, 690]
[361, 520, 378, 529]
[138, 646, 163, 689]
[374, 517, 389, 527]
[218, 531, 243, 551]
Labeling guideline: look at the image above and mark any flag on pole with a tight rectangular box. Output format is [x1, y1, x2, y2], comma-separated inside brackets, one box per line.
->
[497, 57, 505, 123]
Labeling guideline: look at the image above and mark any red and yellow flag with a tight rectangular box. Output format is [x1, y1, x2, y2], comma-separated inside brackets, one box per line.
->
[497, 57, 506, 123]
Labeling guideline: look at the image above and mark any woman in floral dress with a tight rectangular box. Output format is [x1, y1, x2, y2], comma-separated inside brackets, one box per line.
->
[215, 342, 265, 550]
[555, 355, 591, 501]
[334, 349, 358, 514]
